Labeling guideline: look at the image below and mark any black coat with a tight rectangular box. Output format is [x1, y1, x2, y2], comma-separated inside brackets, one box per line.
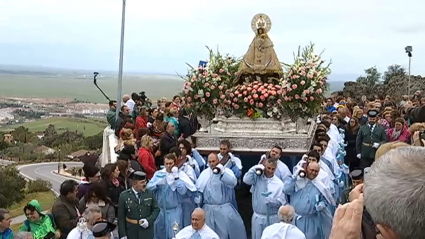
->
[159, 132, 177, 156]
[178, 116, 192, 138]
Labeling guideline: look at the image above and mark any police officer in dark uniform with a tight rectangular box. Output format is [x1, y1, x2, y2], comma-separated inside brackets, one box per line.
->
[356, 109, 388, 169]
[118, 171, 159, 239]
[342, 168, 364, 203]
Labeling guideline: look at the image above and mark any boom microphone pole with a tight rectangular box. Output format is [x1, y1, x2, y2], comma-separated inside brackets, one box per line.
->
[93, 72, 111, 101]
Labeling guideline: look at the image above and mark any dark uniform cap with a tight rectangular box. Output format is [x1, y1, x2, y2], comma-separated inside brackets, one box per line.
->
[131, 171, 146, 181]
[367, 109, 379, 118]
[92, 221, 116, 237]
[350, 169, 364, 180]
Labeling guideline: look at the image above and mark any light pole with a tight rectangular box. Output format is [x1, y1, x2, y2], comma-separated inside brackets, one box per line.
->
[57, 149, 61, 173]
[405, 46, 412, 96]
[115, 0, 127, 120]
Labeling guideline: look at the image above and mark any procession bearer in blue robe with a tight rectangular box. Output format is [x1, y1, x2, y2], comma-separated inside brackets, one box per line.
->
[194, 153, 247, 239]
[244, 158, 286, 239]
[284, 162, 333, 239]
[147, 153, 197, 239]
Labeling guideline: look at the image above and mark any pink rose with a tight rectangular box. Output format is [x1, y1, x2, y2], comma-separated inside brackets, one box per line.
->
[295, 94, 300, 99]
[304, 90, 310, 95]
[187, 97, 192, 102]
[253, 85, 259, 90]
[192, 76, 197, 81]
[307, 74, 313, 79]
[233, 98, 238, 102]
[235, 91, 240, 95]
[300, 80, 305, 85]
[205, 92, 211, 97]
[277, 99, 282, 103]
[302, 97, 308, 102]
[287, 88, 292, 92]
[292, 84, 297, 89]
[249, 99, 255, 105]
[253, 94, 259, 99]
[229, 93, 234, 97]
[247, 87, 252, 91]
[258, 103, 264, 108]
[213, 99, 218, 104]
[210, 85, 216, 90]
[238, 94, 243, 98]
[284, 96, 289, 101]
[316, 89, 322, 94]
[220, 94, 226, 99]
[244, 97, 248, 102]
[248, 95, 252, 99]
[187, 82, 192, 87]
[270, 91, 276, 96]
[234, 104, 239, 109]
[277, 90, 282, 95]
[218, 85, 223, 90]
[201, 98, 206, 103]
[219, 69, 224, 73]
[260, 95, 265, 101]
[243, 91, 247, 95]
[309, 96, 315, 101]
[252, 89, 257, 94]
[263, 93, 269, 98]
[204, 83, 210, 87]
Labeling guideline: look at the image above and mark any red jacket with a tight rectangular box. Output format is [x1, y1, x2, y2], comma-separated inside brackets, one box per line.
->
[386, 126, 410, 143]
[138, 147, 155, 179]
[135, 116, 148, 138]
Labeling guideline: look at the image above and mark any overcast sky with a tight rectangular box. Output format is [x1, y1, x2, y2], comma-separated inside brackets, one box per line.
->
[0, 0, 424, 78]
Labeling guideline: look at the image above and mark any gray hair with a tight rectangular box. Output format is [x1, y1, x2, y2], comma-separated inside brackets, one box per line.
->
[0, 208, 9, 222]
[83, 205, 101, 221]
[364, 147, 425, 239]
[14, 232, 33, 239]
[278, 205, 294, 223]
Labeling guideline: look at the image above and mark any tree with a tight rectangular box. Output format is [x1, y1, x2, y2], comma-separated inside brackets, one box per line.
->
[83, 132, 103, 150]
[383, 64, 407, 85]
[42, 124, 58, 147]
[11, 126, 37, 143]
[0, 166, 26, 208]
[356, 66, 382, 87]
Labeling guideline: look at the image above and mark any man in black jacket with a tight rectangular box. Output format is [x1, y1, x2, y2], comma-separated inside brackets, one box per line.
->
[159, 122, 178, 158]
[178, 108, 192, 139]
[114, 105, 131, 137]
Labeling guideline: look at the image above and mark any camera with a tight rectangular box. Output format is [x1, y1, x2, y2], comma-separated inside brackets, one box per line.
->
[294, 163, 307, 178]
[405, 46, 412, 53]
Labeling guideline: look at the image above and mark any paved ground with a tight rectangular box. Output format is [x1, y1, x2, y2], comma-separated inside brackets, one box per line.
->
[0, 159, 15, 165]
[12, 162, 83, 224]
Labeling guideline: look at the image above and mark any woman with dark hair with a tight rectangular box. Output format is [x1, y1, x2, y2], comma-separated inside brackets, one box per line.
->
[386, 118, 410, 143]
[178, 139, 200, 177]
[78, 182, 115, 223]
[345, 117, 360, 171]
[100, 163, 124, 217]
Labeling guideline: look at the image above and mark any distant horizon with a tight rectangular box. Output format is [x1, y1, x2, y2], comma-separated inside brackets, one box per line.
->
[0, 63, 360, 82]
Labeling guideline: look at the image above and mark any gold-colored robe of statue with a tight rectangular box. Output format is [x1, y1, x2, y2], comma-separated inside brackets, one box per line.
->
[235, 29, 283, 85]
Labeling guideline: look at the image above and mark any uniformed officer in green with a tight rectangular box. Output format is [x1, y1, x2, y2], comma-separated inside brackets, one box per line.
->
[356, 109, 388, 169]
[118, 171, 160, 239]
[342, 168, 364, 203]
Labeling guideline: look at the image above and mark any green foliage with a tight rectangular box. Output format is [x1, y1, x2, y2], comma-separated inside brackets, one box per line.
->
[83, 132, 103, 150]
[27, 179, 52, 193]
[383, 64, 407, 85]
[356, 66, 382, 87]
[11, 126, 38, 143]
[0, 166, 26, 208]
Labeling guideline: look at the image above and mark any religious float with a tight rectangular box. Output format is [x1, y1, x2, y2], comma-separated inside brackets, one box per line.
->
[180, 14, 331, 155]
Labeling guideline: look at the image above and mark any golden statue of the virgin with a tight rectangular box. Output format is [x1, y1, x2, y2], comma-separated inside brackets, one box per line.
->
[234, 14, 283, 85]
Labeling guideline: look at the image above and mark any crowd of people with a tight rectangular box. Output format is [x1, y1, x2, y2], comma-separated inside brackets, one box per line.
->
[1, 91, 424, 239]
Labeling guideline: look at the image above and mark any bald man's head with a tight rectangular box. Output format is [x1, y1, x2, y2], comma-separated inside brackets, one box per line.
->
[307, 162, 320, 180]
[122, 94, 130, 102]
[191, 208, 205, 230]
[208, 153, 219, 168]
[278, 205, 295, 223]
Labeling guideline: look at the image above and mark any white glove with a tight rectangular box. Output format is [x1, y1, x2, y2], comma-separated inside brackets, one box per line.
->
[194, 196, 201, 204]
[120, 237, 128, 239]
[338, 181, 345, 188]
[292, 166, 303, 178]
[157, 178, 166, 185]
[147, 122, 152, 128]
[253, 164, 265, 171]
[140, 219, 149, 228]
[264, 197, 274, 204]
[372, 142, 380, 148]
[356, 154, 361, 159]
[171, 166, 179, 178]
[315, 202, 325, 212]
[216, 164, 225, 174]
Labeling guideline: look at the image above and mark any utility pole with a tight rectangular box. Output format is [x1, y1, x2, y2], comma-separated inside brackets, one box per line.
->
[405, 46, 412, 96]
[116, 0, 127, 120]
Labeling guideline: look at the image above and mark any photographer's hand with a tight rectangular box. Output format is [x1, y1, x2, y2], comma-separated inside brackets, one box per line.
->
[413, 131, 421, 146]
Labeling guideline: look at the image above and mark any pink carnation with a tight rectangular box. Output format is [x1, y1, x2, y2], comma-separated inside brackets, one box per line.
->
[219, 69, 224, 73]
[249, 99, 255, 105]
[253, 94, 259, 99]
[309, 96, 315, 101]
[295, 94, 300, 99]
[201, 98, 206, 103]
[316, 89, 322, 94]
[187, 97, 192, 102]
[292, 84, 297, 89]
[234, 104, 239, 109]
[300, 80, 305, 85]
[218, 85, 223, 90]
[258, 103, 264, 108]
[302, 97, 308, 102]
[244, 97, 248, 102]
[213, 99, 218, 104]
[205, 92, 211, 97]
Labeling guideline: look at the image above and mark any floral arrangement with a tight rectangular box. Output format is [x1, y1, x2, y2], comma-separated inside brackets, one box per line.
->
[180, 43, 330, 122]
[280, 43, 330, 121]
[222, 81, 286, 119]
[180, 46, 241, 120]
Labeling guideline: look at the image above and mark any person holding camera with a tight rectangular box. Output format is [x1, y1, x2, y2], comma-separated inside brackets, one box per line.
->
[243, 159, 286, 239]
